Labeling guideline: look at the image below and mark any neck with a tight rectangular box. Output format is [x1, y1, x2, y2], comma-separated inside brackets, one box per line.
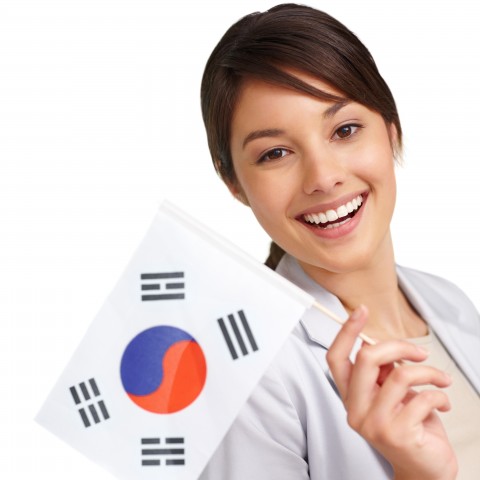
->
[299, 235, 427, 340]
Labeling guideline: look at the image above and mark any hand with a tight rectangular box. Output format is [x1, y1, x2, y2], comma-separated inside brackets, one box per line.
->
[326, 305, 458, 480]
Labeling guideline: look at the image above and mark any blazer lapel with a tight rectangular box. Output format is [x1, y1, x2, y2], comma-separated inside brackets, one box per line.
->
[276, 255, 362, 354]
[277, 255, 480, 395]
[398, 267, 480, 395]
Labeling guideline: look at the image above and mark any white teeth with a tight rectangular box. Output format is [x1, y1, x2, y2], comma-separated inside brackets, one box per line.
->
[326, 209, 338, 222]
[325, 218, 350, 229]
[303, 194, 364, 226]
[336, 205, 348, 218]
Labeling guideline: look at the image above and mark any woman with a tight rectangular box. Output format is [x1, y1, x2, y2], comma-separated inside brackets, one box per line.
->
[199, 4, 480, 479]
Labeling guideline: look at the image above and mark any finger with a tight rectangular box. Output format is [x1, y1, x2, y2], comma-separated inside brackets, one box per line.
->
[396, 389, 452, 440]
[355, 340, 429, 369]
[326, 305, 368, 399]
[377, 363, 395, 386]
[369, 366, 452, 420]
[345, 342, 430, 421]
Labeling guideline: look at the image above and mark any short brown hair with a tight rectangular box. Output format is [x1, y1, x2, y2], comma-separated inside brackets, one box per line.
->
[201, 3, 402, 185]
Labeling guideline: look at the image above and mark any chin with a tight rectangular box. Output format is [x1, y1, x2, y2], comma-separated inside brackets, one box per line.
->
[296, 245, 380, 277]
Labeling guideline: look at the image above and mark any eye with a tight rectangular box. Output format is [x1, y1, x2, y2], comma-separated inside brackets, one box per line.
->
[332, 124, 362, 140]
[257, 147, 291, 163]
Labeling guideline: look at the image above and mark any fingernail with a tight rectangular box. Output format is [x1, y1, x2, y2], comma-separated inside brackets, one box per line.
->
[350, 305, 366, 322]
[416, 346, 430, 355]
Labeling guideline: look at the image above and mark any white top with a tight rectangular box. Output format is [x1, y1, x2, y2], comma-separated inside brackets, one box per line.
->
[407, 331, 480, 479]
[200, 254, 480, 479]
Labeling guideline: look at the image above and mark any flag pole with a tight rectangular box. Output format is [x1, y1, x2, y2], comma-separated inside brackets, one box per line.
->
[312, 301, 376, 345]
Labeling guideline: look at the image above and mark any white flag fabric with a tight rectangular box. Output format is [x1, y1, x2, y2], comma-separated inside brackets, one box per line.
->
[36, 200, 314, 480]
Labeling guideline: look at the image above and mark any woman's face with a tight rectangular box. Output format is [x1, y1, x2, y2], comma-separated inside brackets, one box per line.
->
[229, 74, 397, 277]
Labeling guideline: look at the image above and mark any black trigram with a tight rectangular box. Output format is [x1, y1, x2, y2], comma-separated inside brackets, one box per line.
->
[141, 437, 185, 466]
[217, 310, 259, 360]
[140, 272, 185, 301]
[69, 378, 110, 428]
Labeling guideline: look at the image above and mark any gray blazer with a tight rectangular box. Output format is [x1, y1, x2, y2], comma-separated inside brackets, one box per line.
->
[200, 254, 480, 479]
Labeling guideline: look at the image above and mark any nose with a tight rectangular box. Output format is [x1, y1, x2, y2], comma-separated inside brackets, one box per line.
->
[301, 146, 346, 195]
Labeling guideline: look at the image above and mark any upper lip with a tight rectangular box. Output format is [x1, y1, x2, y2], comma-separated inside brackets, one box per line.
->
[296, 190, 367, 217]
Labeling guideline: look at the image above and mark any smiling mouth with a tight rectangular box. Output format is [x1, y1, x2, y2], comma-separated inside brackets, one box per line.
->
[301, 194, 365, 229]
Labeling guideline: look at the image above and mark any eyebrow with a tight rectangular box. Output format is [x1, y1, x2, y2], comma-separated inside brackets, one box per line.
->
[242, 128, 285, 149]
[323, 100, 351, 119]
[241, 101, 351, 149]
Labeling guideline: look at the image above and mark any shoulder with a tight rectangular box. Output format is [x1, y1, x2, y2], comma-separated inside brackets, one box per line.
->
[399, 264, 460, 290]
[398, 265, 476, 308]
[398, 265, 480, 334]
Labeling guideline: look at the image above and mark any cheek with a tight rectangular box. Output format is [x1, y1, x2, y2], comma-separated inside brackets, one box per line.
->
[236, 173, 293, 237]
[359, 141, 396, 186]
[243, 185, 282, 222]
[377, 153, 396, 192]
[236, 169, 289, 209]
[367, 148, 397, 217]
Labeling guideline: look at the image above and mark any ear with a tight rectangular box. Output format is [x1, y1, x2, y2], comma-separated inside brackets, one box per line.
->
[388, 123, 399, 152]
[386, 122, 402, 164]
[389, 123, 398, 143]
[385, 121, 398, 144]
[227, 180, 249, 206]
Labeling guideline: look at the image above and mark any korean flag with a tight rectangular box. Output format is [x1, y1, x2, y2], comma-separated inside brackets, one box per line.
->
[36, 200, 314, 479]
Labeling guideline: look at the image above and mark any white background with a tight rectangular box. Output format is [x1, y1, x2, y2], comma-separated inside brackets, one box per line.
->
[1, 0, 479, 478]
